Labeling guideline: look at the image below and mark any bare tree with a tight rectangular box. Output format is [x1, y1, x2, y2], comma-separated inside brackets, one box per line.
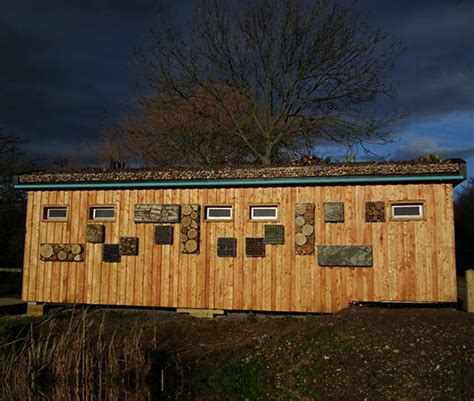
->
[106, 0, 404, 166]
[0, 130, 35, 271]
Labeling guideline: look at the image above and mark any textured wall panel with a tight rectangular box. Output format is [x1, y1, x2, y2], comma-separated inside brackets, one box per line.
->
[324, 202, 344, 223]
[119, 237, 138, 256]
[154, 225, 174, 245]
[217, 237, 237, 257]
[40, 243, 84, 262]
[318, 246, 373, 267]
[365, 201, 385, 222]
[180, 204, 200, 254]
[86, 224, 105, 243]
[246, 238, 265, 257]
[103, 244, 121, 263]
[264, 224, 285, 244]
[134, 204, 180, 223]
[295, 203, 315, 255]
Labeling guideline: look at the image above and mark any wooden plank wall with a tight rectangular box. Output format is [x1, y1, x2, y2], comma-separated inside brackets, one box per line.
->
[21, 183, 457, 313]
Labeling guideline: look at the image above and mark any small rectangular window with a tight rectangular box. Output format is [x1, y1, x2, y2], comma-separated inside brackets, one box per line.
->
[250, 205, 278, 220]
[205, 206, 233, 220]
[44, 207, 67, 221]
[90, 206, 115, 221]
[391, 203, 423, 220]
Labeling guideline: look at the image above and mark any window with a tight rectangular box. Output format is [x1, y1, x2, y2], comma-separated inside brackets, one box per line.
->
[43, 207, 67, 221]
[250, 205, 278, 220]
[391, 203, 423, 220]
[205, 206, 233, 221]
[90, 206, 115, 221]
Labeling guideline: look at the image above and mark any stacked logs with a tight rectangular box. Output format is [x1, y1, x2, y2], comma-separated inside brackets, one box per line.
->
[180, 204, 200, 254]
[295, 203, 315, 255]
[40, 243, 84, 262]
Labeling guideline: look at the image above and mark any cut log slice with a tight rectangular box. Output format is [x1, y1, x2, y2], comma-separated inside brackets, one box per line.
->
[295, 204, 307, 215]
[187, 228, 198, 240]
[40, 244, 54, 258]
[182, 216, 192, 227]
[74, 254, 83, 261]
[190, 211, 198, 220]
[192, 205, 199, 212]
[302, 224, 314, 236]
[57, 250, 68, 261]
[190, 220, 198, 229]
[295, 233, 307, 246]
[63, 245, 71, 253]
[185, 239, 198, 253]
[71, 244, 82, 255]
[180, 233, 188, 243]
[181, 205, 193, 216]
[295, 216, 306, 227]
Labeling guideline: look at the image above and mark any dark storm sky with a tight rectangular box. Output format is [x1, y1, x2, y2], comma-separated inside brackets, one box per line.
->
[1, 0, 473, 170]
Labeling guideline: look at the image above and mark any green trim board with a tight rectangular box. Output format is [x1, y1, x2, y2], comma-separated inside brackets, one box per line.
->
[15, 174, 465, 190]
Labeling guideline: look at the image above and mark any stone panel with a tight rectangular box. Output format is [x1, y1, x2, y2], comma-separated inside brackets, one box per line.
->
[134, 204, 180, 223]
[119, 237, 138, 256]
[103, 244, 121, 263]
[365, 201, 385, 222]
[295, 203, 315, 255]
[318, 246, 373, 267]
[217, 237, 237, 257]
[40, 243, 84, 262]
[154, 225, 174, 245]
[324, 202, 344, 223]
[86, 224, 105, 243]
[264, 224, 285, 244]
[246, 238, 265, 257]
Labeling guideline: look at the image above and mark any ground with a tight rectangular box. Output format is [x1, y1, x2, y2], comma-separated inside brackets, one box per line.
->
[0, 276, 473, 399]
[1, 305, 473, 400]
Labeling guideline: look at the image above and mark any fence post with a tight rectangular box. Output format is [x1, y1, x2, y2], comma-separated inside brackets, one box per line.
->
[467, 270, 474, 313]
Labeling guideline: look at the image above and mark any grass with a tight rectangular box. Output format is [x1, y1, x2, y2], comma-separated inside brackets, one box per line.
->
[0, 309, 158, 401]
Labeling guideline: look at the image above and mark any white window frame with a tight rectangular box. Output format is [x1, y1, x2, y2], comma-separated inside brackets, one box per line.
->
[205, 206, 233, 221]
[391, 203, 424, 220]
[44, 207, 68, 221]
[250, 205, 278, 220]
[90, 206, 115, 221]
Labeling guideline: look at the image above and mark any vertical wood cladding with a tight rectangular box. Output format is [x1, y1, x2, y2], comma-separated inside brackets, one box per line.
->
[23, 184, 457, 313]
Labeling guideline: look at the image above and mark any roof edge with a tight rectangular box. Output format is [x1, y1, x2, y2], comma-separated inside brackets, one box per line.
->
[14, 173, 466, 190]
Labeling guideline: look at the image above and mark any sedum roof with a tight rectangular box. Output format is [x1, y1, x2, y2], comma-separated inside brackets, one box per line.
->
[17, 161, 465, 186]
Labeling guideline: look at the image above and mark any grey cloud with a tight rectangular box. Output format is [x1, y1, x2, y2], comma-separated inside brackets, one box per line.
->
[392, 137, 474, 160]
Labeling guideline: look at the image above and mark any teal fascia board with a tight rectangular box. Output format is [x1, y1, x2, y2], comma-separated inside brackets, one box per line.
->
[14, 174, 465, 190]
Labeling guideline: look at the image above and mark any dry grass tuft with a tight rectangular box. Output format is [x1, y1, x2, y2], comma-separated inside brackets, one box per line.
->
[1, 309, 157, 401]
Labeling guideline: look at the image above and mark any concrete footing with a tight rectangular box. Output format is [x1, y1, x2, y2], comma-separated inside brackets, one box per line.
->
[27, 302, 45, 316]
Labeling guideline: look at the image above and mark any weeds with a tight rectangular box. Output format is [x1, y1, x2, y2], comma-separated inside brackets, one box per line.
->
[1, 309, 157, 401]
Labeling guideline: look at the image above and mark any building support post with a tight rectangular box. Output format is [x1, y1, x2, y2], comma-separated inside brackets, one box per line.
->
[466, 270, 474, 313]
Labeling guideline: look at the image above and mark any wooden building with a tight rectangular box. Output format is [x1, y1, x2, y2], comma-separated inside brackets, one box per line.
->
[16, 161, 466, 313]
